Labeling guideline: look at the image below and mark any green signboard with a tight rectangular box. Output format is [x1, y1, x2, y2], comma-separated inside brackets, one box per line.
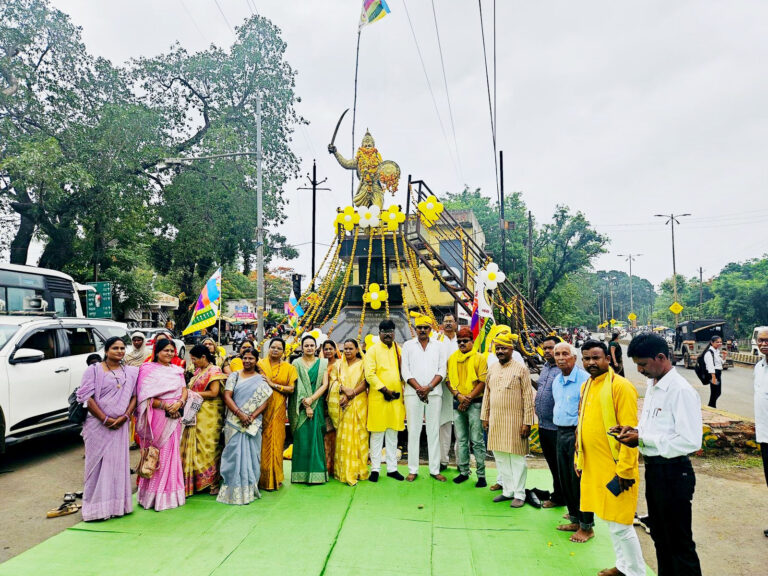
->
[86, 281, 113, 319]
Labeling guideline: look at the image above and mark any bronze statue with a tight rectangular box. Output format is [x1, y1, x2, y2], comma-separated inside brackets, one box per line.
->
[328, 111, 400, 209]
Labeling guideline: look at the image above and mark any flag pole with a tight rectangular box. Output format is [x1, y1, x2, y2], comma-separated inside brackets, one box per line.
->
[351, 25, 361, 202]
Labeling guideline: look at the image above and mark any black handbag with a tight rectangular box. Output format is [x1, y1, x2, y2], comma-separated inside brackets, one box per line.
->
[68, 388, 87, 424]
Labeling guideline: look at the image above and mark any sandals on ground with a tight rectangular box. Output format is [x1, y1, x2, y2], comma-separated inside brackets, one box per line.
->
[47, 502, 81, 518]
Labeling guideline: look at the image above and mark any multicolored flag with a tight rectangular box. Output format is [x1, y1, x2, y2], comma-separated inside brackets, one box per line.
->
[182, 268, 222, 335]
[286, 286, 304, 329]
[470, 275, 496, 353]
[359, 0, 391, 29]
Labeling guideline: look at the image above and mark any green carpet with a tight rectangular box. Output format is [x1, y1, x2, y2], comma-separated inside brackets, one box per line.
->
[0, 466, 654, 575]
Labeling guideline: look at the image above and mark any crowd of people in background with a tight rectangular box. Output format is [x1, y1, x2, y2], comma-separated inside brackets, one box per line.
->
[75, 315, 768, 576]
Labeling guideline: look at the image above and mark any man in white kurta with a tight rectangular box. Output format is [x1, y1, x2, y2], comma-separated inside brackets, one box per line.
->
[438, 314, 459, 470]
[402, 316, 447, 481]
[754, 328, 768, 538]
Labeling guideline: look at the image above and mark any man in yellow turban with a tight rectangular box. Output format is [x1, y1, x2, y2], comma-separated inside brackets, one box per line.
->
[481, 333, 535, 507]
[402, 312, 447, 481]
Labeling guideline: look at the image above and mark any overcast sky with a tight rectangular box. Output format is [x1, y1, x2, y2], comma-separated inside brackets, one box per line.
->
[48, 0, 768, 287]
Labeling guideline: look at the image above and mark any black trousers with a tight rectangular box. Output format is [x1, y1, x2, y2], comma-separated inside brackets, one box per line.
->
[556, 426, 594, 529]
[645, 456, 702, 576]
[538, 427, 564, 504]
[762, 443, 768, 488]
[708, 369, 722, 408]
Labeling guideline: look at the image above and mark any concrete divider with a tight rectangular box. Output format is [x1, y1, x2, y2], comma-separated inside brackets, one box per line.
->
[730, 352, 760, 366]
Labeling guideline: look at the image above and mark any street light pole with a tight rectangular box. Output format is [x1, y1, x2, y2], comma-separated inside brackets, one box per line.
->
[617, 253, 642, 324]
[256, 96, 265, 342]
[654, 213, 690, 325]
[298, 160, 330, 289]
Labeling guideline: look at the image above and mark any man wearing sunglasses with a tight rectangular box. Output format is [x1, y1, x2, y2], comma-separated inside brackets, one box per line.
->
[446, 327, 488, 487]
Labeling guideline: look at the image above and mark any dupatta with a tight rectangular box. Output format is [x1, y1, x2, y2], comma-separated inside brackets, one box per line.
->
[135, 362, 185, 449]
[288, 357, 327, 432]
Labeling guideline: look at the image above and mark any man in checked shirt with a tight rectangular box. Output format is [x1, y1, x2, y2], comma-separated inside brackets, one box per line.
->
[613, 332, 703, 576]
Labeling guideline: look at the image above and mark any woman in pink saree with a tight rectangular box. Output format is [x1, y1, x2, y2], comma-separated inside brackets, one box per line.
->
[136, 339, 188, 511]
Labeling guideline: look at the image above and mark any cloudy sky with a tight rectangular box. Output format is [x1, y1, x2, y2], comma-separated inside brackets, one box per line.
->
[49, 0, 768, 287]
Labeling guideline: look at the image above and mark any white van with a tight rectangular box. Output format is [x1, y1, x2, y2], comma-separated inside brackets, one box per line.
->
[752, 326, 768, 356]
[0, 315, 129, 453]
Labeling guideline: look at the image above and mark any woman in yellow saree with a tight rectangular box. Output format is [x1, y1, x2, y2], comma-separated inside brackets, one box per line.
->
[256, 337, 297, 491]
[181, 344, 227, 495]
[334, 339, 370, 486]
[322, 340, 341, 477]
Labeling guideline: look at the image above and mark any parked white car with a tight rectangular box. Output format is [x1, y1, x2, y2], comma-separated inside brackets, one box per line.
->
[0, 315, 129, 453]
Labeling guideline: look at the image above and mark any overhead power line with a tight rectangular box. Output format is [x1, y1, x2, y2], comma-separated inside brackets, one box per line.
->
[178, 0, 209, 43]
[477, 0, 500, 205]
[429, 0, 463, 181]
[213, 0, 236, 35]
[402, 0, 462, 183]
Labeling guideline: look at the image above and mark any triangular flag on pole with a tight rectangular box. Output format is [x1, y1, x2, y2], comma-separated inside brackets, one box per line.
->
[182, 268, 222, 335]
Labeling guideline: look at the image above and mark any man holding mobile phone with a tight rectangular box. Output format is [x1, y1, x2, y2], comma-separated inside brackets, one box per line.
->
[576, 341, 645, 576]
[613, 332, 703, 575]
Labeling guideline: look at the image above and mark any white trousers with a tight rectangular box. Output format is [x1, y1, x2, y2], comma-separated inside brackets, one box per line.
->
[606, 520, 645, 576]
[493, 451, 527, 500]
[405, 394, 443, 475]
[439, 421, 453, 465]
[370, 429, 399, 473]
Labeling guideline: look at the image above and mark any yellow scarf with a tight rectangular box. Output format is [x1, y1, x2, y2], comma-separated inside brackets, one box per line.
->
[447, 349, 479, 395]
[575, 368, 620, 471]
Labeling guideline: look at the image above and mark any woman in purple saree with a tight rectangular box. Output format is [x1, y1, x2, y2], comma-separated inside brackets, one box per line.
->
[135, 339, 189, 511]
[77, 337, 138, 521]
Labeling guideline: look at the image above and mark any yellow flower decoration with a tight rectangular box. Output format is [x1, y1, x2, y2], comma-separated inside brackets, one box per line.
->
[363, 282, 388, 310]
[417, 195, 444, 227]
[382, 205, 406, 231]
[334, 206, 360, 231]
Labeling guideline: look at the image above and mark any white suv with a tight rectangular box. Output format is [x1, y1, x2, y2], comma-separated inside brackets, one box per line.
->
[0, 315, 130, 453]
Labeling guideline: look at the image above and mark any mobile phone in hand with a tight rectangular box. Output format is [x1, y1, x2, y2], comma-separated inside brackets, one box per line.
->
[606, 475, 622, 497]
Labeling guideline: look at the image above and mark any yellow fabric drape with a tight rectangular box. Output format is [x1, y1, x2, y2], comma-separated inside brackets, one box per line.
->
[576, 370, 639, 524]
[447, 349, 484, 395]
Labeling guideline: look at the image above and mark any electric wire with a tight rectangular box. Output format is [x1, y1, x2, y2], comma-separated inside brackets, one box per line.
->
[213, 0, 236, 35]
[401, 0, 462, 183]
[477, 0, 500, 205]
[429, 0, 463, 181]
[178, 0, 209, 44]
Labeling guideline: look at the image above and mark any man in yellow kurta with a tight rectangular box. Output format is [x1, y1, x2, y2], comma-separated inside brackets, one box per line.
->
[576, 341, 645, 576]
[364, 319, 405, 482]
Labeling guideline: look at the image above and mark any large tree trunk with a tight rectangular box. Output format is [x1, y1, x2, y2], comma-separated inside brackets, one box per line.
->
[9, 212, 35, 264]
[38, 225, 76, 270]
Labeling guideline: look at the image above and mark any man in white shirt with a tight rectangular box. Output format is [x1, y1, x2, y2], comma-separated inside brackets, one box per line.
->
[438, 314, 459, 471]
[401, 315, 448, 482]
[754, 328, 768, 538]
[703, 335, 724, 408]
[614, 333, 702, 576]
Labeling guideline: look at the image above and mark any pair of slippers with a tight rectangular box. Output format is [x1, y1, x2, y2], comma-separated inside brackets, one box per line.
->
[46, 491, 83, 518]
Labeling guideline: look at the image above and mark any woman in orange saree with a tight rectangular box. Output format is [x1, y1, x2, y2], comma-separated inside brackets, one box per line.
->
[256, 338, 297, 491]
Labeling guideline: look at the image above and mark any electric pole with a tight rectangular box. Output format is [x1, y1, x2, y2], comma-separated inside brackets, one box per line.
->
[654, 213, 690, 325]
[256, 96, 265, 341]
[618, 253, 642, 326]
[298, 160, 330, 288]
[499, 151, 506, 274]
[527, 211, 533, 301]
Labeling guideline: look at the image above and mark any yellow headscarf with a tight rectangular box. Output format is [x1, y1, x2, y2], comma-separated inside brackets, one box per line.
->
[492, 332, 519, 348]
[410, 311, 432, 327]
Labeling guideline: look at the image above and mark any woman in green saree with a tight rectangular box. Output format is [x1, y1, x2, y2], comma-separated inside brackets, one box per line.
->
[289, 335, 329, 484]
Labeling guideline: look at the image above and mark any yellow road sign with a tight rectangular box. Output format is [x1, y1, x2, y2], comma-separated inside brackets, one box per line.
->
[669, 301, 684, 315]
[610, 318, 617, 325]
[628, 312, 637, 321]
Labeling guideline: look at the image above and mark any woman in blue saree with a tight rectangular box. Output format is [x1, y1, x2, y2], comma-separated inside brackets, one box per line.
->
[217, 347, 273, 505]
[289, 335, 329, 484]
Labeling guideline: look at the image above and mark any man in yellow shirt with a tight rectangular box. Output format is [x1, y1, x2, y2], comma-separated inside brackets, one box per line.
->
[576, 341, 645, 576]
[364, 319, 405, 482]
[447, 327, 488, 487]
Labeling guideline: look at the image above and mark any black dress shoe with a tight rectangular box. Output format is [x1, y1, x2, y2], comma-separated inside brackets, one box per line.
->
[525, 489, 542, 509]
[439, 463, 448, 472]
[369, 471, 379, 483]
[475, 477, 487, 488]
[453, 474, 470, 484]
[387, 471, 405, 481]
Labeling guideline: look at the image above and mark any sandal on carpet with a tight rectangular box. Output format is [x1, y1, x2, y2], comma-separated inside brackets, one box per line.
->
[47, 502, 81, 518]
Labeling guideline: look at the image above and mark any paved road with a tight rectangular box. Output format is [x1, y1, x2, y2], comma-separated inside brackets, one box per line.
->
[587, 336, 757, 419]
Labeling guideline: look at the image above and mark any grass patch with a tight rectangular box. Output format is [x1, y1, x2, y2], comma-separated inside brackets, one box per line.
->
[693, 452, 763, 470]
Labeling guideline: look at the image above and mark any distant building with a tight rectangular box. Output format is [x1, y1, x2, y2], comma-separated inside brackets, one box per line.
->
[123, 291, 179, 329]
